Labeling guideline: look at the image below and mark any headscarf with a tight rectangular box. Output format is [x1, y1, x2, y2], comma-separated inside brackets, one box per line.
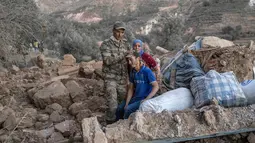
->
[132, 39, 144, 56]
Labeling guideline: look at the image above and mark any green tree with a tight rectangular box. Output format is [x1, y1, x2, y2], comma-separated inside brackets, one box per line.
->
[149, 12, 185, 51]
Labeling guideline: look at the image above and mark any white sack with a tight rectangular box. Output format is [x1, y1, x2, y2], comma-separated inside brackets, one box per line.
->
[139, 88, 193, 113]
[240, 80, 255, 105]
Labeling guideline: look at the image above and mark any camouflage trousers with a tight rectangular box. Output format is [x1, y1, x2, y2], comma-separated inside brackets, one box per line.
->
[104, 74, 127, 122]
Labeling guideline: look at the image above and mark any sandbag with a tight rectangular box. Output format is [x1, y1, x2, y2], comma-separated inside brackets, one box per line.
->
[191, 70, 247, 108]
[139, 88, 193, 113]
[240, 80, 255, 105]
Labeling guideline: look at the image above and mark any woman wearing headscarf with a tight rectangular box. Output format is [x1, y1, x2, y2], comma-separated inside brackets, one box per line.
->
[132, 39, 161, 82]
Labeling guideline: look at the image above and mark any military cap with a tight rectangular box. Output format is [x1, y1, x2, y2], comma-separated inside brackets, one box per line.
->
[113, 21, 126, 30]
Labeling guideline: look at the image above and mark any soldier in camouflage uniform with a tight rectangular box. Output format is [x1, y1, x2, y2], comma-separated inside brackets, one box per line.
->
[100, 21, 131, 122]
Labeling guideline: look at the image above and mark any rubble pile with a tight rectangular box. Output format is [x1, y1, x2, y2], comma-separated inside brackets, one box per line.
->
[191, 45, 255, 82]
[0, 37, 255, 143]
[103, 105, 255, 143]
[0, 55, 106, 143]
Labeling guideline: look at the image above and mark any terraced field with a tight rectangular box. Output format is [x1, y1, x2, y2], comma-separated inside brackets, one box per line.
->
[184, 0, 255, 44]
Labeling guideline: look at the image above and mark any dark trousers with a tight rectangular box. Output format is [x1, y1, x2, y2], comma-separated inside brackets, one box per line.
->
[115, 97, 144, 121]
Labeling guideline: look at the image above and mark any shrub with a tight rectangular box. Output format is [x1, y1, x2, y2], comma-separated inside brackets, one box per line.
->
[148, 12, 185, 51]
[221, 25, 242, 40]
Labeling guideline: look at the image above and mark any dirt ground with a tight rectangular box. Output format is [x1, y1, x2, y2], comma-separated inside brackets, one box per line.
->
[1, 39, 255, 143]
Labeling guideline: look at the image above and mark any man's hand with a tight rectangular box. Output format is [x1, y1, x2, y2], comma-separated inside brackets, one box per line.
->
[125, 50, 134, 57]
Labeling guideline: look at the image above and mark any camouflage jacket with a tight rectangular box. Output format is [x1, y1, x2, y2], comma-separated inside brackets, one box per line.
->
[100, 36, 131, 78]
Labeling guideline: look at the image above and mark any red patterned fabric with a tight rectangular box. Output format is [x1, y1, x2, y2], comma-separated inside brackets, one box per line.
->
[141, 52, 157, 69]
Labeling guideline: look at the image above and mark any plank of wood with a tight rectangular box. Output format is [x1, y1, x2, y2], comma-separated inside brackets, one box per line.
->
[156, 46, 169, 54]
[57, 66, 79, 76]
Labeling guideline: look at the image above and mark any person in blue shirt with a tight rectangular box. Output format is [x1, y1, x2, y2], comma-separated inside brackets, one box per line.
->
[115, 52, 159, 121]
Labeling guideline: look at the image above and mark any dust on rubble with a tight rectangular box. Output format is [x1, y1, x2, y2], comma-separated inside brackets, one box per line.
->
[104, 105, 255, 143]
[0, 54, 106, 143]
[191, 45, 255, 82]
[1, 38, 255, 143]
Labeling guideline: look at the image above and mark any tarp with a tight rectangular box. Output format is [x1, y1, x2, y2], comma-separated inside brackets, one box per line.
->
[162, 53, 205, 90]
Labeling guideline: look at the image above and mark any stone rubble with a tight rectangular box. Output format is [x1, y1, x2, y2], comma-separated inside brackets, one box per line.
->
[0, 42, 254, 143]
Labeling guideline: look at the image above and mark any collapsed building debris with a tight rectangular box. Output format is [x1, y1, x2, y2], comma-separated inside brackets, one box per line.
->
[191, 45, 255, 82]
[0, 36, 255, 143]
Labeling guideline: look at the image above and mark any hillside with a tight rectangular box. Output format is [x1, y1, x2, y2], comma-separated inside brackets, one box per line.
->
[1, 0, 255, 69]
[182, 0, 255, 45]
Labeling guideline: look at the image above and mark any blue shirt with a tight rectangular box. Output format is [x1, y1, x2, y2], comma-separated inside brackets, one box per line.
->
[129, 65, 156, 99]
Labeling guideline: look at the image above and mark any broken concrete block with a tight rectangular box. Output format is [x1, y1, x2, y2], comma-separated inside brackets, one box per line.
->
[79, 64, 95, 78]
[82, 117, 107, 143]
[0, 108, 9, 125]
[11, 65, 20, 72]
[47, 132, 65, 143]
[3, 113, 17, 131]
[18, 116, 34, 129]
[37, 127, 55, 138]
[33, 81, 71, 109]
[45, 103, 63, 114]
[37, 114, 49, 122]
[68, 102, 87, 115]
[62, 54, 76, 66]
[55, 120, 75, 137]
[202, 36, 235, 48]
[50, 111, 64, 123]
[57, 65, 79, 76]
[76, 109, 92, 122]
[204, 110, 216, 127]
[65, 80, 86, 102]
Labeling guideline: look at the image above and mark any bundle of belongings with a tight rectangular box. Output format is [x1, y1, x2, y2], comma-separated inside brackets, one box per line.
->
[139, 36, 255, 113]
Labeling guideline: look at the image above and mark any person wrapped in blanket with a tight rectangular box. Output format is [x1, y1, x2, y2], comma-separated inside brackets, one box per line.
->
[132, 39, 162, 92]
[115, 52, 159, 120]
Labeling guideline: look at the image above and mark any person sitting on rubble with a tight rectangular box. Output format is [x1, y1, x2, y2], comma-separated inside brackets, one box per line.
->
[115, 52, 159, 120]
[132, 39, 162, 91]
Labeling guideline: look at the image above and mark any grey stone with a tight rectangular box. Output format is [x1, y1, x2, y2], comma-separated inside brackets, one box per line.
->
[33, 81, 71, 109]
[3, 113, 17, 131]
[24, 108, 37, 120]
[76, 109, 92, 122]
[55, 120, 76, 137]
[0, 135, 8, 142]
[50, 111, 64, 123]
[82, 117, 107, 143]
[45, 103, 63, 114]
[65, 80, 86, 102]
[35, 121, 53, 130]
[68, 102, 87, 115]
[36, 127, 55, 139]
[18, 116, 34, 129]
[47, 132, 65, 143]
[0, 109, 8, 125]
[0, 107, 15, 124]
[37, 114, 49, 122]
[0, 129, 6, 136]
[0, 103, 3, 111]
